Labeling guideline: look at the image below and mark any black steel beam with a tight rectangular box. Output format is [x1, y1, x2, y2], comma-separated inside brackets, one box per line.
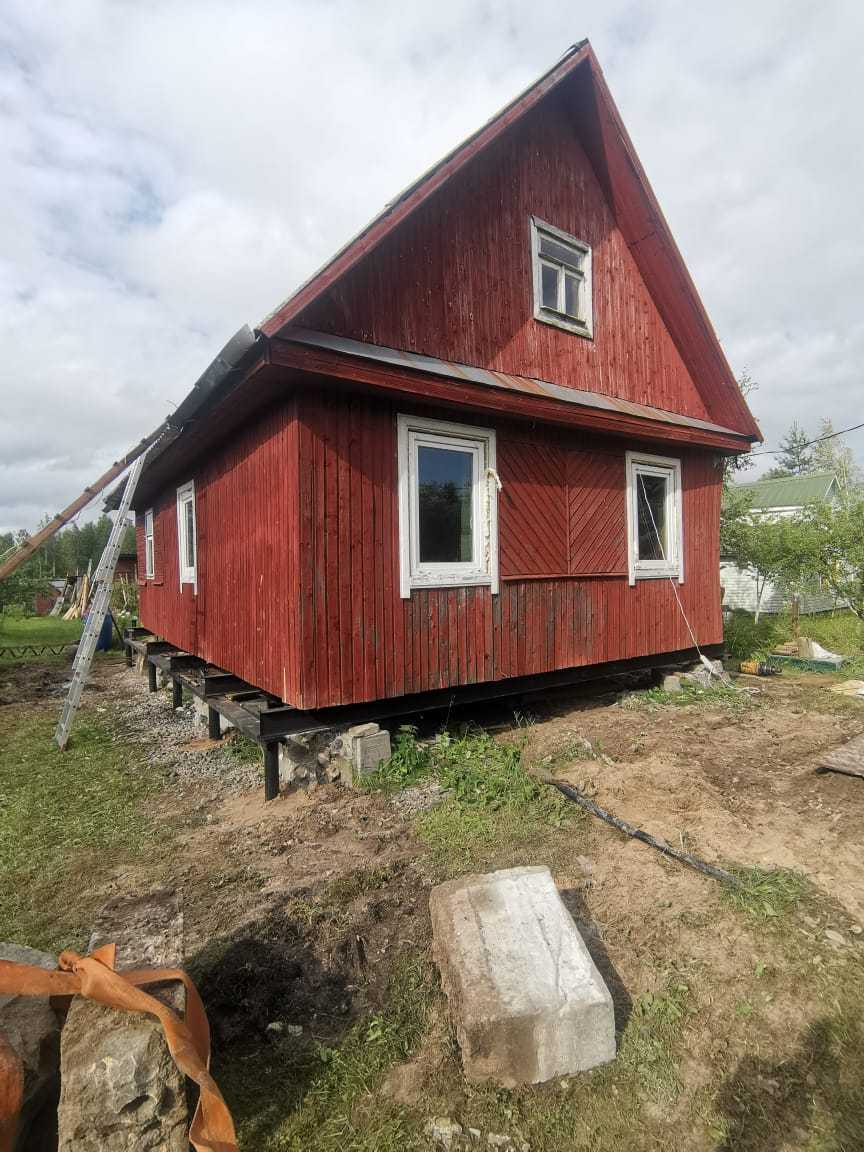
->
[171, 678, 183, 709]
[264, 742, 280, 801]
[207, 706, 222, 741]
[202, 672, 248, 699]
[147, 662, 158, 693]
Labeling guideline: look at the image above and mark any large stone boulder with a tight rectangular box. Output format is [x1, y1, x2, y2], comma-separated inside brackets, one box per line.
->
[57, 889, 188, 1151]
[0, 942, 60, 1152]
[430, 866, 615, 1086]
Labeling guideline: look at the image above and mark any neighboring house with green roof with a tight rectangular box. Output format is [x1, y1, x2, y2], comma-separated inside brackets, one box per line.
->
[721, 472, 842, 614]
[732, 472, 840, 519]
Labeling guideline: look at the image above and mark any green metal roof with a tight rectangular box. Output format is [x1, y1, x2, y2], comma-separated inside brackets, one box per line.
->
[732, 472, 838, 509]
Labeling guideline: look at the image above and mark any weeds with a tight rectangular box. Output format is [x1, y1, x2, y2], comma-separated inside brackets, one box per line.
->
[223, 730, 263, 764]
[619, 682, 753, 713]
[618, 981, 691, 1102]
[723, 867, 809, 922]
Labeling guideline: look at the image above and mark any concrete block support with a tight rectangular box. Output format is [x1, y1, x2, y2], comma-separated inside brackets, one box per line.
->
[430, 866, 615, 1086]
[191, 696, 233, 735]
[339, 723, 391, 781]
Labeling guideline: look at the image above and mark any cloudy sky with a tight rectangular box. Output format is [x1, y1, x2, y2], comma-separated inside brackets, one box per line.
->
[2, 0, 862, 531]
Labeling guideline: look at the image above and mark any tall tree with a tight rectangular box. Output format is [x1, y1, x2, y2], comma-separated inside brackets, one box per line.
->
[789, 498, 864, 619]
[766, 420, 812, 478]
[810, 419, 860, 491]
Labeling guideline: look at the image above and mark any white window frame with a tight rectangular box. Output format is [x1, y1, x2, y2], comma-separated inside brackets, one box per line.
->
[626, 451, 684, 585]
[397, 414, 499, 599]
[176, 481, 197, 591]
[144, 509, 155, 579]
[530, 216, 593, 338]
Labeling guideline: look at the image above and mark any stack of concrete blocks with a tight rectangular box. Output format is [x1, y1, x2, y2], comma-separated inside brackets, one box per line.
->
[279, 722, 392, 790]
[430, 866, 615, 1086]
[327, 723, 392, 786]
[190, 695, 234, 736]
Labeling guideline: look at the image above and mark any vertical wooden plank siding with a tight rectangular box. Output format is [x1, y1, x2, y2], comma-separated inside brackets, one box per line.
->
[293, 390, 723, 710]
[137, 388, 722, 709]
[297, 91, 712, 424]
[138, 400, 301, 703]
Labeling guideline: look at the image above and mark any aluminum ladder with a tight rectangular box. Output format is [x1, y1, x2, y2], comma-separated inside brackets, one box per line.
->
[54, 453, 148, 749]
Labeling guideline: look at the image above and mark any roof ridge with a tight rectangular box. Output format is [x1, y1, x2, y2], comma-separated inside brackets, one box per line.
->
[736, 471, 836, 486]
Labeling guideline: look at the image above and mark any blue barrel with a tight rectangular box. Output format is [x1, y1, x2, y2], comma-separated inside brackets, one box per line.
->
[86, 612, 115, 652]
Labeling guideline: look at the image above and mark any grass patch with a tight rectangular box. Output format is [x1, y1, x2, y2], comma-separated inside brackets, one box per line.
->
[722, 867, 809, 922]
[367, 726, 576, 875]
[724, 607, 864, 675]
[0, 704, 161, 950]
[223, 730, 263, 764]
[619, 681, 753, 713]
[0, 614, 84, 647]
[617, 981, 691, 1102]
[219, 955, 432, 1151]
[324, 864, 399, 907]
[0, 613, 83, 664]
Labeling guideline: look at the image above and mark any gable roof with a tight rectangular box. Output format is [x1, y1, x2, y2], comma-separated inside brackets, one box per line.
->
[260, 41, 761, 442]
[733, 472, 838, 509]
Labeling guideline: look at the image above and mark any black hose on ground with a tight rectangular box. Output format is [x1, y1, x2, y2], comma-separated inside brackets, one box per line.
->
[537, 772, 740, 887]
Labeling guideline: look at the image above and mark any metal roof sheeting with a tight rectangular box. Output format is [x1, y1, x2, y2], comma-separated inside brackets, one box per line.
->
[733, 472, 839, 509]
[285, 328, 751, 441]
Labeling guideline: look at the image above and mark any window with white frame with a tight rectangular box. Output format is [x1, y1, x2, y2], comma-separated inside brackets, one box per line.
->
[144, 509, 155, 579]
[626, 452, 683, 584]
[397, 414, 499, 598]
[176, 481, 197, 589]
[530, 217, 593, 337]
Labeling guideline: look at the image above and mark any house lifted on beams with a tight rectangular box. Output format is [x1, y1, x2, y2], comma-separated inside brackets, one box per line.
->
[115, 41, 761, 795]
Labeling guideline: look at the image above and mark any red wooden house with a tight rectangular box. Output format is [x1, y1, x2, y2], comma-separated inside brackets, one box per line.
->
[127, 42, 760, 735]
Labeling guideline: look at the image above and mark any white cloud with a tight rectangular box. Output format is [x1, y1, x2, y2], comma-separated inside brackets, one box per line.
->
[1, 0, 863, 531]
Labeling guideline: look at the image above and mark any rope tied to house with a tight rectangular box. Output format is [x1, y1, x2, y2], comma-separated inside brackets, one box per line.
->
[0, 944, 237, 1152]
[636, 472, 734, 687]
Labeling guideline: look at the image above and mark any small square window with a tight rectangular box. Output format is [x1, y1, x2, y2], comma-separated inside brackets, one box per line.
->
[176, 481, 197, 589]
[531, 217, 593, 337]
[397, 415, 499, 598]
[626, 452, 683, 584]
[144, 509, 155, 579]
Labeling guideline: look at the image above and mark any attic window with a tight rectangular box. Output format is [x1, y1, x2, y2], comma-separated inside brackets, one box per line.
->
[530, 217, 593, 338]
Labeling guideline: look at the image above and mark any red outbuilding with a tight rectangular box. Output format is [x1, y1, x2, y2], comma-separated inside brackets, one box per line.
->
[127, 43, 760, 742]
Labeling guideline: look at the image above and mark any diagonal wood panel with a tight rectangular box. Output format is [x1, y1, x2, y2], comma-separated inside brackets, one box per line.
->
[498, 440, 568, 576]
[567, 450, 627, 574]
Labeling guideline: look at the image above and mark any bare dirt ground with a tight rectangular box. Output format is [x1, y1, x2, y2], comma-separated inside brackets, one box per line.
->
[5, 654, 864, 1149]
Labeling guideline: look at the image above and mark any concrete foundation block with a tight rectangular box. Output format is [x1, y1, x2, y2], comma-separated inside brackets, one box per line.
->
[430, 866, 615, 1086]
[191, 696, 233, 735]
[339, 723, 391, 778]
[661, 674, 682, 694]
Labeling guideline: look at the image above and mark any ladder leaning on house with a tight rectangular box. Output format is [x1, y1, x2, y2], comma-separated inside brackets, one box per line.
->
[54, 452, 148, 749]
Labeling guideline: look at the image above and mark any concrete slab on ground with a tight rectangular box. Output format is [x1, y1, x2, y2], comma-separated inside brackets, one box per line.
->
[430, 865, 615, 1086]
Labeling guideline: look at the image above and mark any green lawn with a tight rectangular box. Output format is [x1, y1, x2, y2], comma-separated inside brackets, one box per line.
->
[0, 703, 160, 951]
[0, 613, 83, 648]
[724, 608, 864, 674]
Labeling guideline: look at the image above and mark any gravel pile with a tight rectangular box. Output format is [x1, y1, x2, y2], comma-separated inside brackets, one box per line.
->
[101, 667, 261, 795]
[390, 779, 450, 817]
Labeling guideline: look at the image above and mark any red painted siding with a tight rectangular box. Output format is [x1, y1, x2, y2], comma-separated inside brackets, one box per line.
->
[138, 400, 302, 702]
[297, 90, 711, 423]
[291, 389, 722, 709]
[137, 387, 722, 709]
